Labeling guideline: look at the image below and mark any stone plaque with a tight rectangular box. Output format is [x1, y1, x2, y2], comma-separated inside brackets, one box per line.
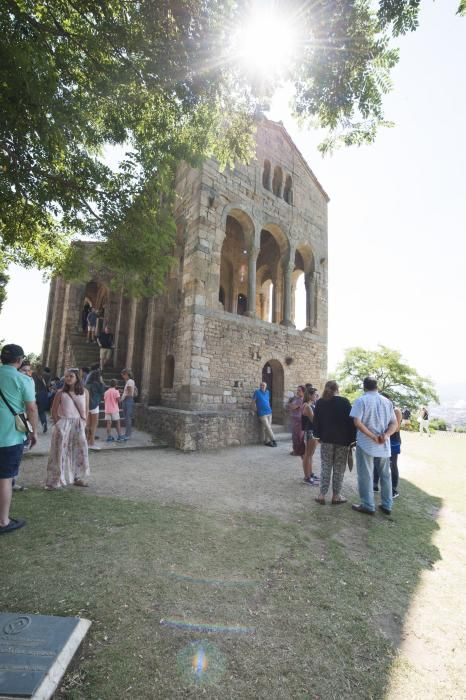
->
[0, 613, 91, 699]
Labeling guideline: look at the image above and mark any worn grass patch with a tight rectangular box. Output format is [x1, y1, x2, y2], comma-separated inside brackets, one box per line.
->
[1, 468, 445, 700]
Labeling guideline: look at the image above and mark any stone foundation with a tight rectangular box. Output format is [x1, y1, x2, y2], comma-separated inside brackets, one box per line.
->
[135, 404, 263, 451]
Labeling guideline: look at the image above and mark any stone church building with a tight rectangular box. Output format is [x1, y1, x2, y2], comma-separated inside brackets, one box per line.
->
[42, 118, 329, 450]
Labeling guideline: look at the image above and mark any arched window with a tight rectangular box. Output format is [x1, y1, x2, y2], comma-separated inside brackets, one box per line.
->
[272, 166, 283, 197]
[164, 355, 175, 388]
[262, 160, 271, 190]
[283, 175, 293, 204]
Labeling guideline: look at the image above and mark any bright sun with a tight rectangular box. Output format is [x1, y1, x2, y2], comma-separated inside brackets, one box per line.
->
[232, 9, 298, 79]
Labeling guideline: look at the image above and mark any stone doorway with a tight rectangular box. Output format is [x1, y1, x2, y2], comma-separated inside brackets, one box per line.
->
[262, 360, 284, 423]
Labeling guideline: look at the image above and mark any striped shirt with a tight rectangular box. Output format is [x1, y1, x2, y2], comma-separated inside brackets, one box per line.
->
[350, 391, 396, 457]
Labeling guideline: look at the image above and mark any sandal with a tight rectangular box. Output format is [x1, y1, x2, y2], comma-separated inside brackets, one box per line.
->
[315, 496, 325, 505]
[331, 497, 348, 505]
[73, 479, 89, 487]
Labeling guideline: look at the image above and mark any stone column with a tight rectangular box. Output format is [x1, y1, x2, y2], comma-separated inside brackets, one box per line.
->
[281, 262, 295, 327]
[41, 277, 57, 364]
[113, 288, 124, 368]
[140, 296, 157, 404]
[304, 272, 318, 331]
[245, 247, 258, 317]
[125, 297, 138, 369]
[46, 277, 66, 372]
[56, 282, 71, 375]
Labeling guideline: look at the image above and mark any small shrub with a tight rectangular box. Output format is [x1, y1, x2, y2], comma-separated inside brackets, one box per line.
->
[430, 419, 447, 431]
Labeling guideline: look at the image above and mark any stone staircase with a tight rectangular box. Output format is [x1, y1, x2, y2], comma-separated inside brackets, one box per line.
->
[69, 331, 125, 429]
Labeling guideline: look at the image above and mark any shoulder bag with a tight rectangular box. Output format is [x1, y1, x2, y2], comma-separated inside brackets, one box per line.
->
[0, 387, 33, 434]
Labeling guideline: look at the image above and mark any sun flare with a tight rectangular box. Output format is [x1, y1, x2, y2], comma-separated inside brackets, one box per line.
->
[232, 10, 298, 78]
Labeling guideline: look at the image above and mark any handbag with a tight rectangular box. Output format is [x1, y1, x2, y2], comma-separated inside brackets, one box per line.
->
[346, 443, 356, 472]
[0, 387, 33, 434]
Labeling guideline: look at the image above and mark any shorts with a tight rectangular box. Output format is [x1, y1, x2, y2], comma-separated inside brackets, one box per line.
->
[105, 412, 120, 422]
[88, 324, 96, 331]
[304, 429, 314, 442]
[99, 348, 112, 362]
[89, 406, 100, 415]
[0, 443, 24, 479]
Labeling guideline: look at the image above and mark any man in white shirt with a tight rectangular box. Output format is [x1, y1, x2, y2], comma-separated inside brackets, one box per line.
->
[350, 377, 398, 515]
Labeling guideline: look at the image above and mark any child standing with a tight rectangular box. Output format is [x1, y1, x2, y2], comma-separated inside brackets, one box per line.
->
[45, 369, 90, 489]
[104, 380, 124, 442]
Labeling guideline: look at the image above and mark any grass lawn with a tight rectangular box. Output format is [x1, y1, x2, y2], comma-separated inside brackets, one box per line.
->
[1, 432, 465, 699]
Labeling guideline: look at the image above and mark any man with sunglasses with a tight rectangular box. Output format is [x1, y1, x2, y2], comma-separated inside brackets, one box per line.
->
[0, 344, 38, 534]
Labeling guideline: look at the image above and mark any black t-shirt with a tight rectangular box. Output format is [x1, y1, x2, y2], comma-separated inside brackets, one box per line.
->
[98, 332, 113, 349]
[313, 396, 356, 446]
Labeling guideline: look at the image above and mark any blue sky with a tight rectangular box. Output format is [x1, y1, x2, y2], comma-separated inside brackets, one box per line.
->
[1, 0, 464, 391]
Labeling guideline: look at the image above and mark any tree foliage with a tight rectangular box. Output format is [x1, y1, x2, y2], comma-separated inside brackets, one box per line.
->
[336, 345, 439, 409]
[0, 0, 464, 290]
[0, 258, 9, 313]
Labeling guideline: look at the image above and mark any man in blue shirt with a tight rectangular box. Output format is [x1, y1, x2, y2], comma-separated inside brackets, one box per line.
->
[251, 381, 277, 447]
[0, 344, 38, 534]
[350, 377, 398, 515]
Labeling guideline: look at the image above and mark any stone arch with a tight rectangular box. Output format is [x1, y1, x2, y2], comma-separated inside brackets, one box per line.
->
[219, 204, 255, 249]
[272, 166, 283, 197]
[219, 210, 254, 315]
[261, 359, 285, 422]
[262, 159, 271, 190]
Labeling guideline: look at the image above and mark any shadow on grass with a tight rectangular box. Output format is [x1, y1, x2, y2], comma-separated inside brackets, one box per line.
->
[0, 477, 442, 699]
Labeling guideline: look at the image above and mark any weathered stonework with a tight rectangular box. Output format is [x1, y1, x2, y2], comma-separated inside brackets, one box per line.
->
[42, 118, 329, 450]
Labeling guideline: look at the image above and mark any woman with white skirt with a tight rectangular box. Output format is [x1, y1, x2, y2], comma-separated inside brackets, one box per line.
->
[45, 369, 90, 489]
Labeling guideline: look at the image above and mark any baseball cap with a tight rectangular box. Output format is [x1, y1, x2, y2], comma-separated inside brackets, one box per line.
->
[1, 344, 25, 363]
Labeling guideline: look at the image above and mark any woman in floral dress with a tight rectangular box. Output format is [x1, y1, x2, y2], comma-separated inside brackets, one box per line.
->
[45, 369, 90, 489]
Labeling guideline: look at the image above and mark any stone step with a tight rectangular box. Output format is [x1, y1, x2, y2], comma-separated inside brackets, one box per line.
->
[271, 424, 289, 434]
[273, 431, 292, 443]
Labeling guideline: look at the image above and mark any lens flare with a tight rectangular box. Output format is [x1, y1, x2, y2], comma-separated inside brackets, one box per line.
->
[177, 640, 226, 686]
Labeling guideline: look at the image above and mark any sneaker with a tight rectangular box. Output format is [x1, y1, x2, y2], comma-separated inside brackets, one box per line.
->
[310, 473, 320, 481]
[310, 476, 320, 486]
[392, 491, 399, 499]
[89, 444, 101, 451]
[116, 436, 127, 442]
[271, 440, 277, 447]
[106, 436, 115, 443]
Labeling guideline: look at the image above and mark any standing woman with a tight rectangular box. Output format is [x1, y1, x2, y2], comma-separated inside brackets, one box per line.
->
[301, 387, 320, 485]
[120, 369, 136, 439]
[374, 395, 402, 498]
[313, 380, 356, 505]
[45, 369, 90, 489]
[288, 385, 305, 456]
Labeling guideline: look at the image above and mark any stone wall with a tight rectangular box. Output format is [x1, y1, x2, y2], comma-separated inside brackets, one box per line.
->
[134, 404, 261, 451]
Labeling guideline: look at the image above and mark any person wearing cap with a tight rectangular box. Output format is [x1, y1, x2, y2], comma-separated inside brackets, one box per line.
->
[0, 344, 38, 534]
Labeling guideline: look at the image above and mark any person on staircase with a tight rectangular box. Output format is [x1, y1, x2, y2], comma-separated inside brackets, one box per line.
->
[86, 307, 98, 343]
[97, 325, 114, 371]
